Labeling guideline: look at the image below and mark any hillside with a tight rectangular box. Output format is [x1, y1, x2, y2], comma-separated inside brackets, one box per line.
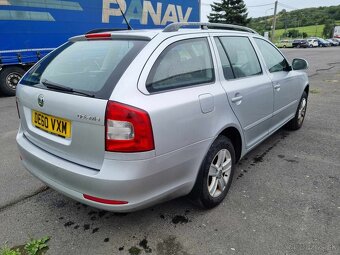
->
[249, 4, 340, 38]
[274, 25, 324, 38]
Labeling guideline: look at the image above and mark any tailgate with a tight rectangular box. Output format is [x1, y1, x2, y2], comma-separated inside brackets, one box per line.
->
[17, 86, 107, 170]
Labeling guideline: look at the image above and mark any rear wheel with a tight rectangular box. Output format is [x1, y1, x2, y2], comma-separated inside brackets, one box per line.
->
[0, 66, 25, 96]
[286, 91, 308, 130]
[191, 136, 235, 209]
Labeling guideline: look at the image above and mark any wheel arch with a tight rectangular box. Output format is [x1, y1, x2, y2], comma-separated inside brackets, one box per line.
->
[304, 84, 309, 97]
[190, 124, 244, 188]
[218, 126, 243, 163]
[189, 124, 243, 201]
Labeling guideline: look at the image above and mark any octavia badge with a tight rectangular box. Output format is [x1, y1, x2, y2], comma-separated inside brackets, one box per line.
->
[38, 94, 44, 107]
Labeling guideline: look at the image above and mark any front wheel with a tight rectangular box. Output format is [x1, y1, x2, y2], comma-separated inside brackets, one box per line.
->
[286, 91, 308, 130]
[0, 66, 25, 96]
[190, 136, 235, 209]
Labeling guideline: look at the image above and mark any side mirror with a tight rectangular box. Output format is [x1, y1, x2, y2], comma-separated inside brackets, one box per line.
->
[292, 58, 309, 70]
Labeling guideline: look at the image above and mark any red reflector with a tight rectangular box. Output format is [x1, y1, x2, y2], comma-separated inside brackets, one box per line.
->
[83, 194, 128, 205]
[85, 33, 111, 40]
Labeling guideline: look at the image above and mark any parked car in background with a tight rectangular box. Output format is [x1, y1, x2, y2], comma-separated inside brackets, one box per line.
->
[292, 39, 309, 48]
[275, 40, 293, 48]
[317, 38, 331, 47]
[326, 39, 339, 46]
[307, 39, 319, 47]
[334, 26, 340, 38]
[332, 38, 340, 43]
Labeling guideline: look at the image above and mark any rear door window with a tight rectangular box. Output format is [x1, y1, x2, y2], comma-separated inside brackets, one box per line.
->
[21, 40, 148, 99]
[146, 38, 215, 93]
[218, 37, 262, 79]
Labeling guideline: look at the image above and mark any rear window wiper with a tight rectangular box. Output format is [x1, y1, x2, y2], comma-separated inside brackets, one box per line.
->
[41, 79, 95, 98]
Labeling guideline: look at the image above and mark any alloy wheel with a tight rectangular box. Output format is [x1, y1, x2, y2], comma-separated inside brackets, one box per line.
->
[207, 149, 232, 198]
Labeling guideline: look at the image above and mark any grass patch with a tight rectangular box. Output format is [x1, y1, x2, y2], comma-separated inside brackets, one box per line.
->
[128, 246, 142, 255]
[0, 237, 49, 255]
[0, 247, 20, 255]
[275, 24, 325, 39]
[310, 88, 320, 94]
[324, 79, 339, 83]
[275, 21, 340, 39]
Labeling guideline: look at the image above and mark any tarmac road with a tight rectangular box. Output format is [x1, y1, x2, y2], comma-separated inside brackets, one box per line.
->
[0, 47, 339, 255]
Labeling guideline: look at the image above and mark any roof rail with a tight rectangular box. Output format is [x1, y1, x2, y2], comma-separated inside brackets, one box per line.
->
[163, 22, 258, 34]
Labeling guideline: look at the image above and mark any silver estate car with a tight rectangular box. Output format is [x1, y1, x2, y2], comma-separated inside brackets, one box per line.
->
[16, 22, 309, 212]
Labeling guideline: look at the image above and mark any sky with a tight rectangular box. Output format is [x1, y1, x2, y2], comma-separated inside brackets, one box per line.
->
[201, 0, 340, 21]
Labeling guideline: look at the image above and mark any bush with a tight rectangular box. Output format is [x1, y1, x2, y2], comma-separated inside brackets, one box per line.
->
[282, 29, 308, 38]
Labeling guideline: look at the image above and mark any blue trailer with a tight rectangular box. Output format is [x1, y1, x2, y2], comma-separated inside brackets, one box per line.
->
[0, 0, 200, 96]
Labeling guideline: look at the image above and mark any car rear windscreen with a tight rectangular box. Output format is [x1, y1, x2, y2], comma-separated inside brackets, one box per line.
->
[21, 39, 148, 99]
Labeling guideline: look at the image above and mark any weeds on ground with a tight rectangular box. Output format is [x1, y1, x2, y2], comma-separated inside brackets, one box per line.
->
[24, 237, 49, 255]
[0, 237, 49, 255]
[0, 246, 20, 255]
[310, 88, 320, 94]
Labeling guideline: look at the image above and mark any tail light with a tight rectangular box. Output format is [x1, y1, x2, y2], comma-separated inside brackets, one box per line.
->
[85, 33, 111, 40]
[105, 101, 154, 152]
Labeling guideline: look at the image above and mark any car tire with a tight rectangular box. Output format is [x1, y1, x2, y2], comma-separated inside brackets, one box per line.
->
[286, 91, 308, 130]
[0, 66, 25, 96]
[190, 136, 235, 209]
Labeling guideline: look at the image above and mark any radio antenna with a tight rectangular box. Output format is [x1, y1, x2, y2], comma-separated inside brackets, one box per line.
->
[117, 2, 132, 30]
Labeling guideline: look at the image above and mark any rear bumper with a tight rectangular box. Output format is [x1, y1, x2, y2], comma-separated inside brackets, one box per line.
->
[16, 128, 211, 212]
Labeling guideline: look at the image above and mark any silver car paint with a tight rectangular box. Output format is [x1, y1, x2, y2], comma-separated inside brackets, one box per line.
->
[16, 29, 309, 212]
[17, 86, 107, 170]
[251, 36, 308, 135]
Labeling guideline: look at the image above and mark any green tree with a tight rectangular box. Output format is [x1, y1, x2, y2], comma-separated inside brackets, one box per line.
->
[249, 5, 340, 32]
[208, 0, 250, 26]
[323, 19, 335, 38]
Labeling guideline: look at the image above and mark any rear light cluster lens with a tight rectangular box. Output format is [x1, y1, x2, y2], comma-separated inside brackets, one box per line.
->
[105, 101, 154, 152]
[107, 120, 134, 140]
[85, 33, 111, 40]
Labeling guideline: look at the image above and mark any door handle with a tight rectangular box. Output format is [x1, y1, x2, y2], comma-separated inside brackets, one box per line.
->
[274, 84, 281, 91]
[231, 95, 243, 103]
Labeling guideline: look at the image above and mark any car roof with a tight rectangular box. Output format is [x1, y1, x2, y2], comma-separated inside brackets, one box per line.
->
[70, 22, 258, 42]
